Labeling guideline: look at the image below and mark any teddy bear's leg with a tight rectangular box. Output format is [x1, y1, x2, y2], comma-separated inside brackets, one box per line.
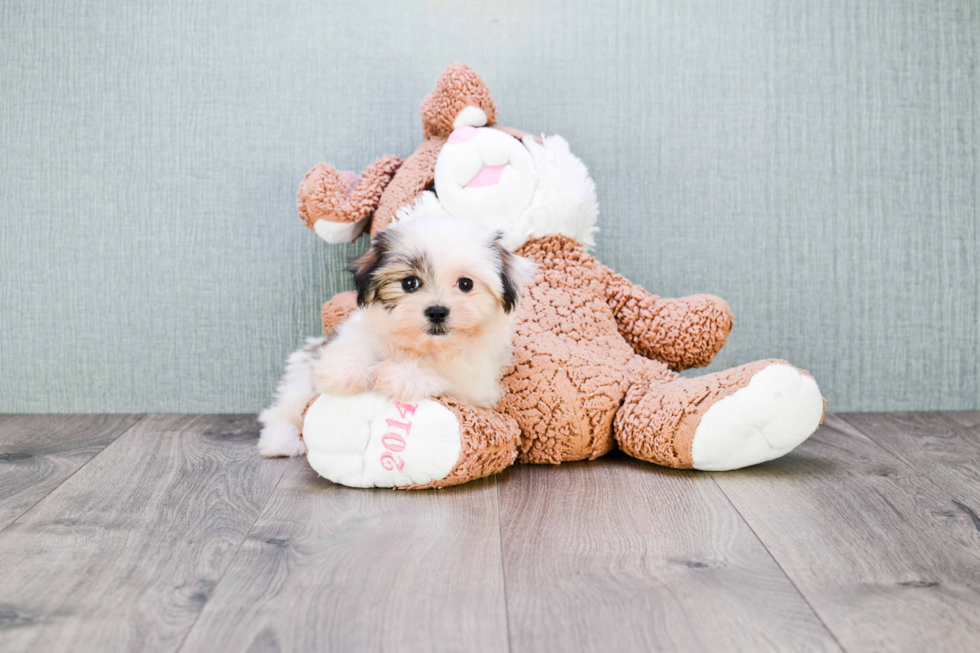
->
[497, 332, 628, 465]
[300, 392, 520, 489]
[615, 359, 824, 471]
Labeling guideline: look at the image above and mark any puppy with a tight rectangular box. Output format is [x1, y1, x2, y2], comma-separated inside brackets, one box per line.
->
[257, 214, 534, 458]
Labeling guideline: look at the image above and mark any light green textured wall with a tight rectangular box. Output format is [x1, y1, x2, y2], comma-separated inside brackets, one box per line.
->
[1, 0, 977, 413]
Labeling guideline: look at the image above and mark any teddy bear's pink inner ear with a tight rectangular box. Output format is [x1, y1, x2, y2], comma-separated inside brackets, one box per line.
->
[420, 63, 498, 139]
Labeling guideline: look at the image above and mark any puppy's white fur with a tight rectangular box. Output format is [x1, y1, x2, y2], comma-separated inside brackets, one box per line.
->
[258, 215, 534, 458]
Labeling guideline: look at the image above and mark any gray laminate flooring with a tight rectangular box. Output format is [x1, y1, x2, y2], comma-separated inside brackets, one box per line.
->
[1, 412, 978, 652]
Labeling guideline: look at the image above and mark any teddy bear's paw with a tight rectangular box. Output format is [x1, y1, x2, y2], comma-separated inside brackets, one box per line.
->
[302, 392, 462, 488]
[691, 364, 824, 471]
[297, 155, 402, 244]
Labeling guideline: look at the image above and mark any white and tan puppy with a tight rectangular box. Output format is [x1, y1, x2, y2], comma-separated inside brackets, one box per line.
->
[258, 214, 534, 458]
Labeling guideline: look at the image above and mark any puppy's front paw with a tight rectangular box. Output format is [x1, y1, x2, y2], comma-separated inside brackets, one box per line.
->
[312, 356, 375, 396]
[373, 361, 441, 403]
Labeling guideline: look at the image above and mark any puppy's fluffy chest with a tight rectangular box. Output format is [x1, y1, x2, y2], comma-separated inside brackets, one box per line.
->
[381, 318, 512, 408]
[411, 340, 510, 408]
[339, 310, 513, 409]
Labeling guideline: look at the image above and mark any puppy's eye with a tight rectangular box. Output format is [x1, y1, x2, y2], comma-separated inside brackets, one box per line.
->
[401, 276, 421, 293]
[456, 277, 473, 292]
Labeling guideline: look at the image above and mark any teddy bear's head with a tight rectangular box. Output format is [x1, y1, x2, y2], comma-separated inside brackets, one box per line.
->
[298, 63, 598, 251]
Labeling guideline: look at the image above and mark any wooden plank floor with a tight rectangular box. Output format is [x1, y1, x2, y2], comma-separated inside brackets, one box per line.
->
[0, 413, 977, 652]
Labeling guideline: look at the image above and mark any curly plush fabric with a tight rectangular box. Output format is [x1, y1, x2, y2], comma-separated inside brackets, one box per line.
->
[321, 290, 357, 336]
[501, 235, 639, 463]
[404, 396, 521, 490]
[605, 274, 734, 371]
[615, 359, 783, 468]
[419, 63, 498, 139]
[370, 137, 446, 235]
[297, 155, 402, 228]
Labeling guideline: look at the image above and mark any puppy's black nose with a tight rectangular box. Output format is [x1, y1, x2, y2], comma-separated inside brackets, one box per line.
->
[424, 305, 449, 323]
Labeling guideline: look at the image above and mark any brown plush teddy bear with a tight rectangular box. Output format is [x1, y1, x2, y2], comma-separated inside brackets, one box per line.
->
[267, 63, 825, 489]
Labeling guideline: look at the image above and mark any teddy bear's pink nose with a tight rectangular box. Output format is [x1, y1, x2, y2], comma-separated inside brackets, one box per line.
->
[447, 126, 478, 144]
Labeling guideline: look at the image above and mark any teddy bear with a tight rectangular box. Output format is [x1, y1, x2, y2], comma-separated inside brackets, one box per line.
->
[273, 63, 825, 489]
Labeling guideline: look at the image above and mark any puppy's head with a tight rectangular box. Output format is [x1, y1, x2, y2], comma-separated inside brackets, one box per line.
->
[349, 215, 534, 353]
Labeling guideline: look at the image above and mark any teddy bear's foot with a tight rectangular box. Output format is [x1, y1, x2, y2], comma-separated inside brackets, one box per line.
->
[690, 363, 824, 470]
[616, 360, 824, 471]
[302, 392, 460, 488]
[301, 393, 520, 489]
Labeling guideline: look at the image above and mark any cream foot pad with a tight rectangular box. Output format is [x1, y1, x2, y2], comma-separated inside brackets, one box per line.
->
[303, 392, 462, 488]
[691, 364, 824, 471]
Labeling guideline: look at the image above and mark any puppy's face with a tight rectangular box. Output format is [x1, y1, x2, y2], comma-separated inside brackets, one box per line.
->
[349, 215, 532, 354]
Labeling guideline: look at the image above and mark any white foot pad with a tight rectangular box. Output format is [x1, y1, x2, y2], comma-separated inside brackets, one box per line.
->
[691, 364, 823, 471]
[303, 393, 462, 488]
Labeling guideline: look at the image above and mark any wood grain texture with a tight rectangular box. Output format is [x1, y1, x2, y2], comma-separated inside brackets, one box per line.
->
[497, 454, 841, 653]
[944, 412, 980, 428]
[711, 414, 980, 652]
[839, 412, 980, 506]
[0, 414, 288, 653]
[179, 460, 509, 653]
[0, 414, 142, 531]
[5, 411, 979, 651]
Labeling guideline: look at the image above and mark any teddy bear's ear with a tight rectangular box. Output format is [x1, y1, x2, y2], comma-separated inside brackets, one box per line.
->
[420, 63, 499, 139]
[297, 155, 403, 244]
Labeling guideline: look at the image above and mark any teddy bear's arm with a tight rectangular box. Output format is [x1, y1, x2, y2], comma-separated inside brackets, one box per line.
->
[604, 270, 734, 371]
[321, 290, 358, 337]
[298, 156, 403, 243]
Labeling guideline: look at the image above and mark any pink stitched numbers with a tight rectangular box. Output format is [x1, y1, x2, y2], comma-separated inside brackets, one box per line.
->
[379, 402, 418, 472]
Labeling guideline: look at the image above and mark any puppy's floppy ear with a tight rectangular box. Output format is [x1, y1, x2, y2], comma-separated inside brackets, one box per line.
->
[494, 239, 536, 313]
[348, 231, 390, 307]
